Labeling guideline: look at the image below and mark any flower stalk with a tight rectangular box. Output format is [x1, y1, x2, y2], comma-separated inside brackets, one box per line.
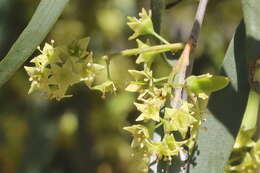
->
[107, 43, 184, 59]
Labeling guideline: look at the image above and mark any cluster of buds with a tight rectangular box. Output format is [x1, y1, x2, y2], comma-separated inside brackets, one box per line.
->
[25, 38, 104, 100]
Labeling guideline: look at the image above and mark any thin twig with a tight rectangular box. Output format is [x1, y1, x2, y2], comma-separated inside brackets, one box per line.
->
[170, 0, 209, 172]
[104, 43, 184, 60]
[171, 0, 209, 108]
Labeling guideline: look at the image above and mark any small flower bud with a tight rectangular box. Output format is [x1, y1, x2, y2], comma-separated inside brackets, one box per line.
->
[144, 78, 149, 82]
[87, 63, 92, 67]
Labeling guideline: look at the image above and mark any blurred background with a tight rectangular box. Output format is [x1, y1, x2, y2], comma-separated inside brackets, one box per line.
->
[0, 0, 241, 173]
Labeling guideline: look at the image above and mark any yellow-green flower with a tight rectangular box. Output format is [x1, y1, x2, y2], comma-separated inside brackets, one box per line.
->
[123, 124, 150, 148]
[147, 134, 182, 159]
[164, 102, 197, 137]
[24, 37, 104, 100]
[127, 8, 155, 40]
[134, 97, 165, 122]
[125, 67, 153, 93]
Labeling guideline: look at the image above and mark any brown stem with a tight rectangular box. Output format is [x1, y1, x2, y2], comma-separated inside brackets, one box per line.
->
[171, 41, 193, 108]
[171, 0, 209, 109]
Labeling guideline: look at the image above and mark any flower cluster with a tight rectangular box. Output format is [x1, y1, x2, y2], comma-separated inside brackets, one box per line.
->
[225, 129, 260, 173]
[124, 69, 207, 171]
[124, 9, 230, 172]
[24, 8, 232, 173]
[25, 38, 104, 100]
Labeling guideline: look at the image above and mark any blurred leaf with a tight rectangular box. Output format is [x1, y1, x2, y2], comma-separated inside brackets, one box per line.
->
[0, 0, 11, 46]
[20, 102, 58, 173]
[190, 22, 250, 172]
[0, 0, 70, 87]
[151, 0, 165, 33]
[241, 0, 260, 62]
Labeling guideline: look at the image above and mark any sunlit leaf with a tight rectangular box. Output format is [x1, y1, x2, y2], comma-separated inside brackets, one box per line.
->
[186, 73, 229, 94]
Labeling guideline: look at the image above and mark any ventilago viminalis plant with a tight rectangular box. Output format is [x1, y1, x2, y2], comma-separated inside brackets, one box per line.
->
[23, 6, 259, 173]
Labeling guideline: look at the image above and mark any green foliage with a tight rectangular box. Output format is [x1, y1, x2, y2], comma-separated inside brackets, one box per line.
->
[22, 8, 231, 172]
[0, 0, 70, 87]
[186, 74, 229, 95]
[0, 0, 259, 173]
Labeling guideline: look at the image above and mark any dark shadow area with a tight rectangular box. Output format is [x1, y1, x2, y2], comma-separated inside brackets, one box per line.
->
[208, 21, 250, 137]
[166, 0, 183, 9]
[0, 0, 28, 59]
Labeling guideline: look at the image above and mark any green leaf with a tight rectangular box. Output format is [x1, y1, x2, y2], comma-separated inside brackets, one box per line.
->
[0, 0, 70, 87]
[186, 74, 229, 94]
[190, 22, 250, 173]
[190, 114, 236, 173]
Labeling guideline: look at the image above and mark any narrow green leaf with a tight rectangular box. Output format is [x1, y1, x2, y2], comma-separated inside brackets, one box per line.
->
[190, 114, 235, 173]
[0, 0, 70, 87]
[240, 89, 260, 132]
